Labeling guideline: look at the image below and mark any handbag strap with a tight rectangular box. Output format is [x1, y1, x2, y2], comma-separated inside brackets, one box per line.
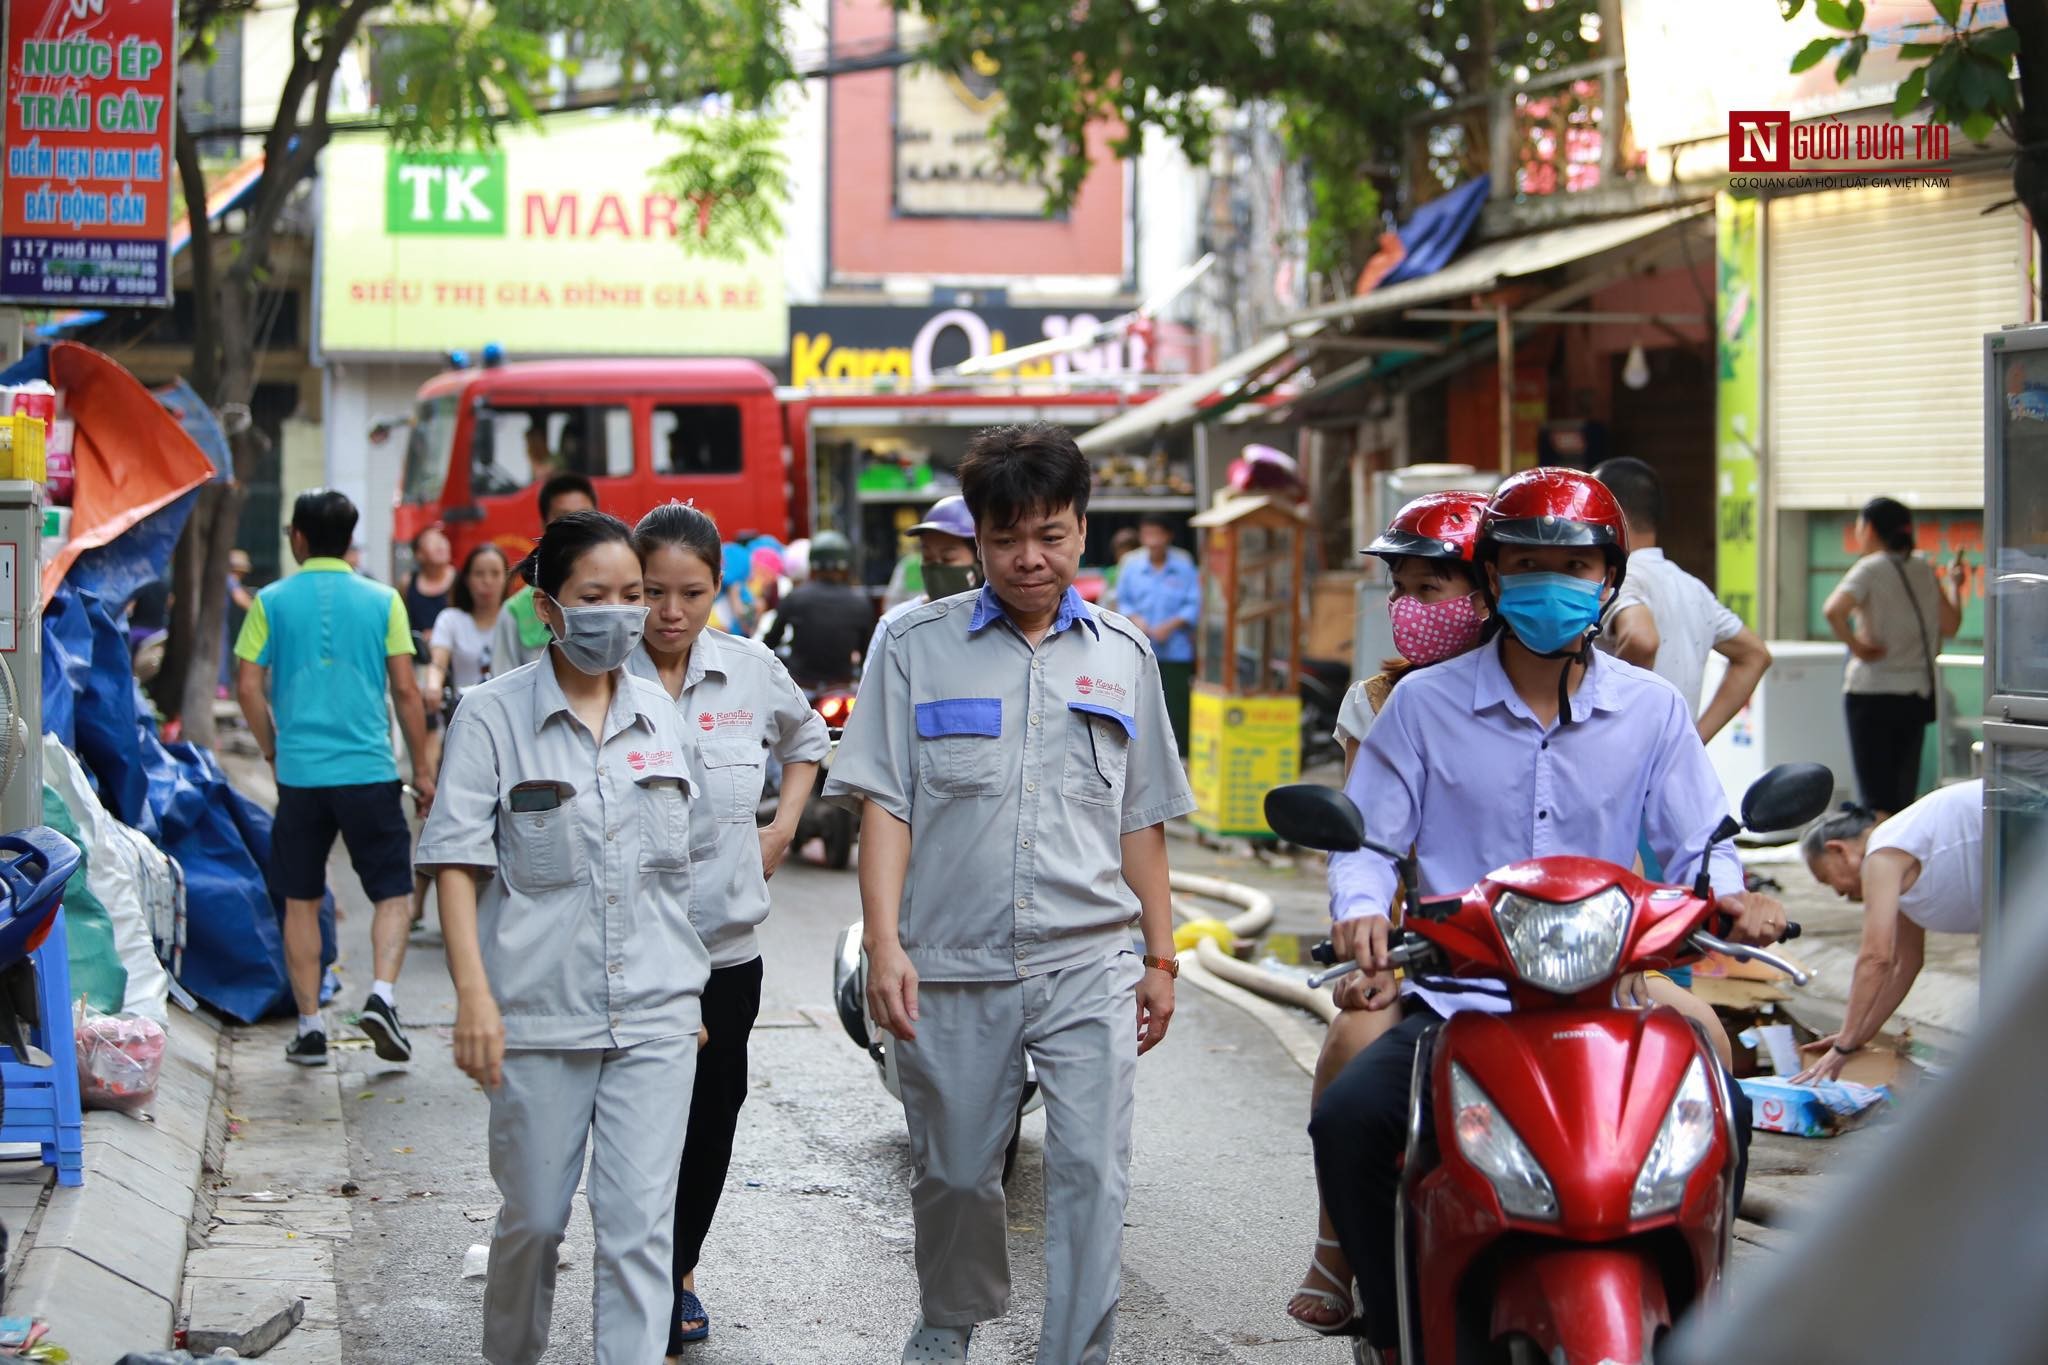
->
[1885, 553, 1939, 699]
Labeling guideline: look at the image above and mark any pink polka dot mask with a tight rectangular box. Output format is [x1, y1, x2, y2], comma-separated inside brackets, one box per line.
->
[1388, 591, 1485, 665]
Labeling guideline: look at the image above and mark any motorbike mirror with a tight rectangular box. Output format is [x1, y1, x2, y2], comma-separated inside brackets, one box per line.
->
[1740, 762, 1836, 834]
[1264, 784, 1368, 854]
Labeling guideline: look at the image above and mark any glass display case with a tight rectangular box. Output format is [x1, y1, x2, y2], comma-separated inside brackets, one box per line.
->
[1186, 496, 1309, 837]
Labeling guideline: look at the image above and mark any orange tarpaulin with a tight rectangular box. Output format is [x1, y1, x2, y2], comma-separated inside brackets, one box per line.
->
[39, 342, 216, 606]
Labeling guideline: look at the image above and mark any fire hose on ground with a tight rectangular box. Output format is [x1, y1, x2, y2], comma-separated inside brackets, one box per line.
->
[1168, 871, 1338, 1028]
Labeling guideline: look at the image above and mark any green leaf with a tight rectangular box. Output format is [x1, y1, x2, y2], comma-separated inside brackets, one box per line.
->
[1973, 27, 2021, 61]
[1835, 34, 1870, 83]
[1957, 52, 2009, 110]
[1892, 66, 1928, 118]
[1933, 0, 1964, 25]
[1779, 0, 1805, 17]
[1925, 45, 1964, 102]
[1791, 35, 1840, 72]
[1961, 109, 1997, 142]
[1814, 0, 1858, 32]
[1898, 42, 1946, 58]
[1847, 0, 1866, 28]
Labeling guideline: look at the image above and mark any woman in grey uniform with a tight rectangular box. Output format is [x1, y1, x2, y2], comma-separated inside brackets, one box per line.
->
[415, 510, 710, 1365]
[626, 502, 830, 1357]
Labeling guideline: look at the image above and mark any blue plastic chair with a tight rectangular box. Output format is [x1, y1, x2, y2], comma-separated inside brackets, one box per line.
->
[0, 827, 85, 1187]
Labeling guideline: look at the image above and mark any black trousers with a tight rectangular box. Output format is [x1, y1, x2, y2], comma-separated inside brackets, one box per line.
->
[667, 956, 763, 1351]
[1309, 1004, 1754, 1349]
[1845, 692, 1930, 816]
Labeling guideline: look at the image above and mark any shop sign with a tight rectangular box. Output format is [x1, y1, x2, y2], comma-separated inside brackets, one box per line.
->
[319, 112, 786, 357]
[788, 304, 1164, 386]
[1, 0, 176, 306]
[1715, 192, 1762, 630]
[893, 14, 1050, 218]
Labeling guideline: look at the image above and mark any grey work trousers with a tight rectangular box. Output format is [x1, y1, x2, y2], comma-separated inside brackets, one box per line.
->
[896, 953, 1142, 1365]
[482, 1032, 697, 1365]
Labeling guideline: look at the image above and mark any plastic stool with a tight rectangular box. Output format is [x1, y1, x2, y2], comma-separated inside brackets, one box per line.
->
[0, 909, 83, 1186]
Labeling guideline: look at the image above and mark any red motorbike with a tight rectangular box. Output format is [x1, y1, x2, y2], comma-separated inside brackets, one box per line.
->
[1267, 762, 1831, 1365]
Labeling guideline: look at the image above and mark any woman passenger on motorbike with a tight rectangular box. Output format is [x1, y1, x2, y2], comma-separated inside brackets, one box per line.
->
[1293, 491, 1490, 1333]
[629, 502, 830, 1357]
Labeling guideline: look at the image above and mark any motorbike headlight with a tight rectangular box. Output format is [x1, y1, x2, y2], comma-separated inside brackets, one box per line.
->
[1491, 885, 1631, 994]
[1449, 1063, 1558, 1221]
[1630, 1056, 1718, 1219]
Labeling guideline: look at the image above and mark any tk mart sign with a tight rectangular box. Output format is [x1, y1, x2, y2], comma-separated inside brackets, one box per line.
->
[320, 113, 786, 358]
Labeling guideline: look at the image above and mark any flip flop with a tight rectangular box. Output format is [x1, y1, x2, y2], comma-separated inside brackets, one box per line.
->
[1286, 1237, 1363, 1338]
[674, 1288, 709, 1344]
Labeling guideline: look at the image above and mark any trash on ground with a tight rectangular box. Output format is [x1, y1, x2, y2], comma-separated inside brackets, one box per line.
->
[74, 1002, 165, 1112]
[1739, 1075, 1889, 1137]
[233, 1191, 290, 1204]
[462, 1244, 491, 1279]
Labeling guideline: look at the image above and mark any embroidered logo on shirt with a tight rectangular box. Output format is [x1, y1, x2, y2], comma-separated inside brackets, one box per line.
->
[1076, 675, 1126, 704]
[698, 709, 756, 732]
[628, 749, 675, 772]
[697, 712, 716, 732]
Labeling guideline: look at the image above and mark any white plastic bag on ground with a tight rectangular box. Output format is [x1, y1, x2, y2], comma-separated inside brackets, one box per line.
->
[44, 735, 172, 1021]
[75, 999, 166, 1111]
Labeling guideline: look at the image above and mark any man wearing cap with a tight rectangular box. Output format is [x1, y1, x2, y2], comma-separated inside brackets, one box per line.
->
[862, 496, 982, 679]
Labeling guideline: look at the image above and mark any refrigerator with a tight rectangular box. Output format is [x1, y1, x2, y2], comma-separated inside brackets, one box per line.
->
[1982, 325, 2048, 988]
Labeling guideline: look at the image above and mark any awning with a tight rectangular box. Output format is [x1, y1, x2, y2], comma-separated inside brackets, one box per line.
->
[1076, 330, 1308, 454]
[36, 154, 266, 339]
[1285, 203, 1712, 330]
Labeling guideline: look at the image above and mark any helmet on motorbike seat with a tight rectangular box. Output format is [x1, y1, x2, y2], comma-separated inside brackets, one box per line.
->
[809, 529, 854, 574]
[1478, 467, 1630, 594]
[1365, 490, 1488, 571]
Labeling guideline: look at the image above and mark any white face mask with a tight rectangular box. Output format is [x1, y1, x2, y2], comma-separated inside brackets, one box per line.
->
[546, 597, 648, 674]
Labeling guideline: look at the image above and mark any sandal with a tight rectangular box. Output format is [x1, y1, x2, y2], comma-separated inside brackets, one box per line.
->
[1287, 1237, 1362, 1337]
[674, 1287, 709, 1344]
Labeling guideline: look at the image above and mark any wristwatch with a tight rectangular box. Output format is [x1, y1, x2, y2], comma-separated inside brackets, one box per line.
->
[1142, 953, 1179, 979]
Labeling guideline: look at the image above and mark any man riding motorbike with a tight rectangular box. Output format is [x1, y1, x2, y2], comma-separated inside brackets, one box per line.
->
[761, 529, 876, 692]
[1309, 467, 1787, 1356]
[863, 496, 980, 679]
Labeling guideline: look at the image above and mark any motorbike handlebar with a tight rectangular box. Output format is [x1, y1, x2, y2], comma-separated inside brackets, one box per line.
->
[1306, 931, 1436, 990]
[1688, 928, 1811, 986]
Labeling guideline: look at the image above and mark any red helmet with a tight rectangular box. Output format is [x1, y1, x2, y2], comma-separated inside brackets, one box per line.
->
[1364, 491, 1489, 568]
[1479, 467, 1630, 590]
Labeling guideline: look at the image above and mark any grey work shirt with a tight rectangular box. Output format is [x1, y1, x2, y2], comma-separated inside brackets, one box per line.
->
[825, 584, 1196, 983]
[626, 629, 830, 969]
[415, 654, 709, 1049]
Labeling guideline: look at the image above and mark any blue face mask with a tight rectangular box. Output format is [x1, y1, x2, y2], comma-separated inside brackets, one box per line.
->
[1495, 572, 1605, 655]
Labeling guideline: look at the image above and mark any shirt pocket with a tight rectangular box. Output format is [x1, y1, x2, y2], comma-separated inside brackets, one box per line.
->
[635, 774, 694, 872]
[698, 738, 765, 824]
[1061, 703, 1134, 806]
[915, 697, 1003, 798]
[499, 784, 585, 893]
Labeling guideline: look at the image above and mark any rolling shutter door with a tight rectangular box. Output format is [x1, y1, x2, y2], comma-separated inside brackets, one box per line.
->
[1768, 172, 2028, 510]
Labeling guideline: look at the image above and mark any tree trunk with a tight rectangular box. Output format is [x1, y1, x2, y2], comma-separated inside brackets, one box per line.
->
[2013, 0, 2048, 300]
[153, 480, 244, 741]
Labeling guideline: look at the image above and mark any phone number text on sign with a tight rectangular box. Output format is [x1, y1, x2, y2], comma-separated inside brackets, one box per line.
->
[1, 0, 177, 307]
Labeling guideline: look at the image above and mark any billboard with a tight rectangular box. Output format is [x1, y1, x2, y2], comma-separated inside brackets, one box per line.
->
[1, 0, 177, 306]
[319, 113, 786, 358]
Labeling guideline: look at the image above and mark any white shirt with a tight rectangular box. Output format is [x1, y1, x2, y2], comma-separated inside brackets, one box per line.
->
[1334, 680, 1375, 746]
[430, 607, 495, 692]
[1599, 547, 1742, 714]
[1867, 779, 1983, 933]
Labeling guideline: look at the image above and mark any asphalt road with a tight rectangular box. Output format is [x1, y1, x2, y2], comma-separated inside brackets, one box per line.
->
[323, 846, 1345, 1363]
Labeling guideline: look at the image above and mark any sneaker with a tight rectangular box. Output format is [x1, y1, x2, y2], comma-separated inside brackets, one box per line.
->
[358, 994, 413, 1063]
[285, 1030, 329, 1067]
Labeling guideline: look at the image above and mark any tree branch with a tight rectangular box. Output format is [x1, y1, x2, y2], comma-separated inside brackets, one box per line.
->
[173, 117, 221, 402]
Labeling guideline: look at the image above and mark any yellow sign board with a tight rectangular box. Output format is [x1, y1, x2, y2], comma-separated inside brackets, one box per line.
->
[318, 113, 786, 358]
[1189, 689, 1302, 838]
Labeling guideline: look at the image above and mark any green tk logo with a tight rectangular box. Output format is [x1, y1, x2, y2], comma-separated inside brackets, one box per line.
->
[386, 151, 506, 236]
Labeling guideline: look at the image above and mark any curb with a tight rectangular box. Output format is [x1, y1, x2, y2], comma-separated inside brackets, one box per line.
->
[2, 1006, 224, 1362]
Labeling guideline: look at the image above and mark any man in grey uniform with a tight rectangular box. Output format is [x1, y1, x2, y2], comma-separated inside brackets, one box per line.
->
[826, 421, 1196, 1365]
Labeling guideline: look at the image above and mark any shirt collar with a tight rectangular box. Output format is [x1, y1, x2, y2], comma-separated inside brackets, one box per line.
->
[297, 557, 353, 574]
[1471, 638, 1625, 725]
[628, 630, 731, 699]
[966, 583, 1100, 639]
[532, 653, 657, 739]
[1630, 546, 1667, 565]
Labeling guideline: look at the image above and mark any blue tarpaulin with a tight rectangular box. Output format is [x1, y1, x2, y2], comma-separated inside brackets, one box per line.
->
[1381, 176, 1492, 287]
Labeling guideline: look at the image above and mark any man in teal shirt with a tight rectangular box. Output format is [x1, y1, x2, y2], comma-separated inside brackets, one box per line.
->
[236, 490, 432, 1067]
[1114, 513, 1202, 755]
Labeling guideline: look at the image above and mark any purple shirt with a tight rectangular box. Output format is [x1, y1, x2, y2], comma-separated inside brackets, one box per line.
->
[1329, 643, 1744, 1017]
